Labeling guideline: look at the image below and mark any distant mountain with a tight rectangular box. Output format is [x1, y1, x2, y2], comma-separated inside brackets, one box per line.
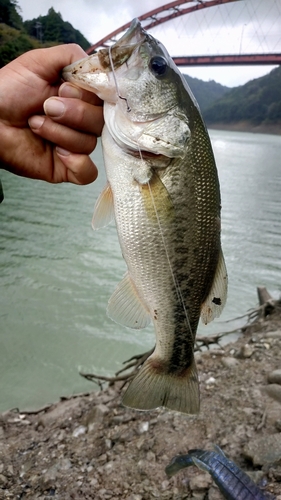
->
[183, 74, 231, 113]
[23, 8, 90, 51]
[203, 66, 281, 130]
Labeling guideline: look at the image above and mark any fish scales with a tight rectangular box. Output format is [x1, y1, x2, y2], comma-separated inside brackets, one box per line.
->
[63, 19, 228, 414]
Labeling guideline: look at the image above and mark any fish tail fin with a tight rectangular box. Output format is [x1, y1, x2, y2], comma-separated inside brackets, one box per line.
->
[122, 356, 199, 414]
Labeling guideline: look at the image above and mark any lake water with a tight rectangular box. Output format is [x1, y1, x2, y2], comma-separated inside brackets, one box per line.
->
[1, 129, 281, 412]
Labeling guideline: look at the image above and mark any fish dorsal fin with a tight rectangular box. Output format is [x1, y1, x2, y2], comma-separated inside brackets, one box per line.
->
[92, 183, 114, 230]
[107, 272, 151, 329]
[201, 250, 228, 325]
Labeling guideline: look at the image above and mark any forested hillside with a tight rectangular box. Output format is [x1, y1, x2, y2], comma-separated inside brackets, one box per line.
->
[204, 66, 281, 130]
[184, 74, 230, 113]
[23, 8, 90, 51]
[0, 0, 90, 67]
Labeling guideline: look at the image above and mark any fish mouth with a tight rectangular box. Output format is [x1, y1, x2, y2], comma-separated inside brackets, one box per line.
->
[98, 18, 147, 70]
[62, 19, 147, 88]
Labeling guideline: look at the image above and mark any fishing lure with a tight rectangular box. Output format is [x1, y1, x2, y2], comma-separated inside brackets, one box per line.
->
[165, 446, 274, 500]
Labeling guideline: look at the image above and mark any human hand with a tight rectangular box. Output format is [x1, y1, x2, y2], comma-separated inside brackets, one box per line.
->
[0, 44, 104, 184]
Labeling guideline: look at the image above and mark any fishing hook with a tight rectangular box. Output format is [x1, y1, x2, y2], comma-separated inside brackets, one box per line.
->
[108, 45, 131, 112]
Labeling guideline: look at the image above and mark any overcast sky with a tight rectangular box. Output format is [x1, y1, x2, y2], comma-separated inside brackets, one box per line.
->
[17, 0, 281, 87]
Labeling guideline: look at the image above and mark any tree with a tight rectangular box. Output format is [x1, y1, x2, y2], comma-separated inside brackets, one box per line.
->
[23, 7, 91, 50]
[0, 0, 23, 29]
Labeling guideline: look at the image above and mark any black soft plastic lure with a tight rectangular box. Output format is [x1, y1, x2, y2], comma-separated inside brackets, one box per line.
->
[165, 446, 274, 500]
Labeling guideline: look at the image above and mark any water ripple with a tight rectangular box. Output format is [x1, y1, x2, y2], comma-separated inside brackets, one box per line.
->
[1, 134, 281, 411]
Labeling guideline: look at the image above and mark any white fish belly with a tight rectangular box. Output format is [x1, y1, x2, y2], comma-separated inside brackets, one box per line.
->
[102, 126, 198, 367]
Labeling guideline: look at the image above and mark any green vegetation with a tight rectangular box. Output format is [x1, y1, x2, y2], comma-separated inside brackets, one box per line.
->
[0, 0, 22, 30]
[0, 1, 91, 67]
[204, 66, 281, 127]
[183, 74, 230, 113]
[0, 23, 37, 66]
[23, 8, 90, 51]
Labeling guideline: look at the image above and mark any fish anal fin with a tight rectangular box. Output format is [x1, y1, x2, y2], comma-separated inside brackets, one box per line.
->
[122, 355, 199, 414]
[107, 272, 151, 329]
[201, 250, 228, 325]
[92, 183, 114, 230]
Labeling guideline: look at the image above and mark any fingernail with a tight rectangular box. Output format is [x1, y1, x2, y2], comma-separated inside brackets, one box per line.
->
[28, 115, 45, 129]
[44, 98, 65, 118]
[59, 83, 82, 99]
[56, 147, 71, 156]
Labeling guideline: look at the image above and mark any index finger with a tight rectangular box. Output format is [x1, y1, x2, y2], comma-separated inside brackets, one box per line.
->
[58, 82, 103, 107]
[24, 44, 89, 85]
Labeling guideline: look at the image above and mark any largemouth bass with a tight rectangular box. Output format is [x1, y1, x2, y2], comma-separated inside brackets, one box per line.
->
[63, 19, 227, 414]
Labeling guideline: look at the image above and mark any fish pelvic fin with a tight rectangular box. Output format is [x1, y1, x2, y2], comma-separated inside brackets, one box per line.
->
[122, 356, 199, 414]
[201, 249, 228, 325]
[107, 272, 151, 329]
[92, 183, 114, 229]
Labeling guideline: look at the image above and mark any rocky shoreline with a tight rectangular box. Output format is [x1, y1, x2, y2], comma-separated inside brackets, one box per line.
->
[1, 306, 281, 499]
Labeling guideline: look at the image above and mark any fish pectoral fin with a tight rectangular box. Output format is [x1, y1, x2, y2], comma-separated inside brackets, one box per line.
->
[92, 183, 114, 230]
[200, 250, 228, 325]
[122, 356, 200, 414]
[107, 272, 151, 329]
[140, 171, 174, 223]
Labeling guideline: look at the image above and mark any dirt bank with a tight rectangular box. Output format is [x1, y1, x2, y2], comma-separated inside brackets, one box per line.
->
[1, 307, 281, 499]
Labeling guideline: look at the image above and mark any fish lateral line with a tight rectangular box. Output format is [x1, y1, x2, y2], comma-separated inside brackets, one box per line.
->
[145, 176, 194, 344]
[148, 357, 194, 377]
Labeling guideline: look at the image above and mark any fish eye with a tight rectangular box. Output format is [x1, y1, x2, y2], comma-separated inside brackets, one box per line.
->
[149, 56, 168, 77]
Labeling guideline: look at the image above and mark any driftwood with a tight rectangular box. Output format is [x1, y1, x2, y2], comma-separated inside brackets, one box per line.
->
[80, 286, 281, 389]
[257, 286, 273, 305]
[256, 286, 279, 319]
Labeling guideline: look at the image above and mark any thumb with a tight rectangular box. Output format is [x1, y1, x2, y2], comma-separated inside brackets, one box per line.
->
[56, 148, 98, 184]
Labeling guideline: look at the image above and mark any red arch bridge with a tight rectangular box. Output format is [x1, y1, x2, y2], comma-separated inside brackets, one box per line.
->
[86, 0, 281, 67]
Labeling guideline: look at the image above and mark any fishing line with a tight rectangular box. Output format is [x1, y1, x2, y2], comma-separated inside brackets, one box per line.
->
[137, 146, 194, 339]
[108, 45, 131, 112]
